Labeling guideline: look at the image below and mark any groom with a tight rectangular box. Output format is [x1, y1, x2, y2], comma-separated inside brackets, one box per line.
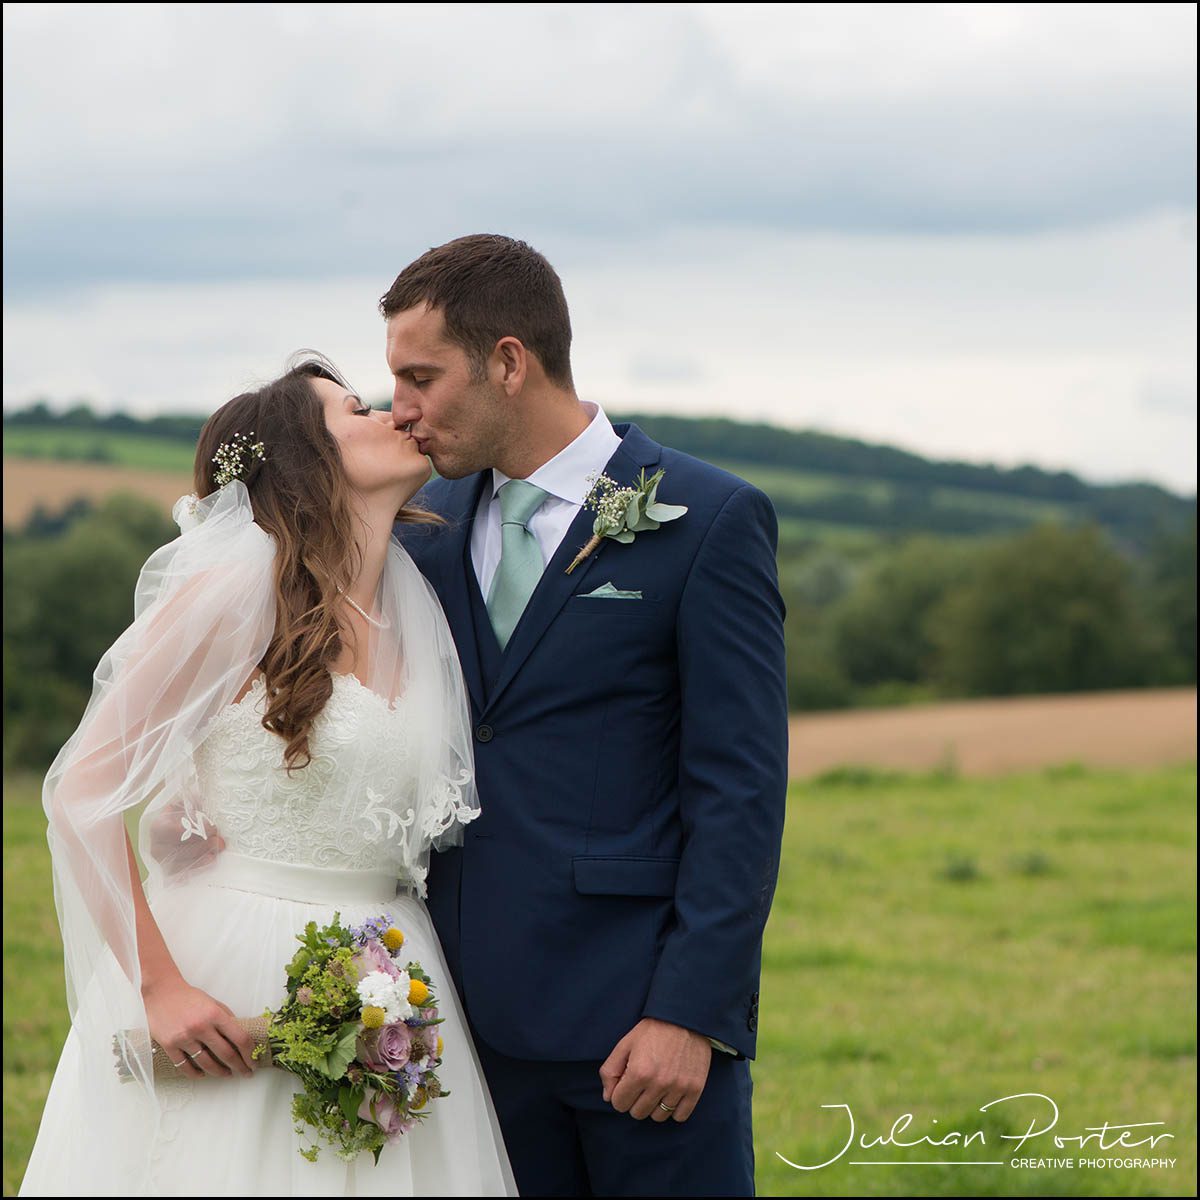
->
[385, 234, 788, 1197]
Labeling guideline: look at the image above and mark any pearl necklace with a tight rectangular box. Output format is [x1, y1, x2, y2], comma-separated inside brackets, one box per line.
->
[338, 590, 391, 630]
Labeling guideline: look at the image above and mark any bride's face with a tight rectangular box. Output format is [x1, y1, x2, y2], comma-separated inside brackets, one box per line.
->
[314, 376, 432, 500]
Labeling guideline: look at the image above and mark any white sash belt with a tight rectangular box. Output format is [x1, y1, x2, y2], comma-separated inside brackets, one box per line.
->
[201, 850, 400, 904]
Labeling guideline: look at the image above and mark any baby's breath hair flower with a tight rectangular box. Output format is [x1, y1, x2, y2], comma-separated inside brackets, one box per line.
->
[212, 431, 267, 488]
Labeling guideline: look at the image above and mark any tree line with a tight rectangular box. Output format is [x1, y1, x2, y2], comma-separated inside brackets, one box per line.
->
[780, 520, 1195, 710]
[7, 403, 1193, 552]
[4, 492, 1194, 771]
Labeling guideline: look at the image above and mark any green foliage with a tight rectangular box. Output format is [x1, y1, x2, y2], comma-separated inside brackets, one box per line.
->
[7, 402, 1193, 548]
[776, 519, 1194, 711]
[4, 405, 205, 442]
[938, 854, 983, 882]
[325, 1022, 361, 1080]
[3, 494, 177, 770]
[9, 498, 95, 539]
[830, 537, 977, 686]
[852, 680, 942, 708]
[1140, 515, 1197, 683]
[271, 948, 359, 1075]
[621, 411, 1192, 549]
[930, 523, 1152, 696]
[812, 765, 908, 787]
[778, 547, 863, 710]
[783, 616, 855, 711]
[3, 426, 197, 472]
[778, 548, 857, 609]
[1010, 850, 1056, 877]
[1, 413, 1194, 753]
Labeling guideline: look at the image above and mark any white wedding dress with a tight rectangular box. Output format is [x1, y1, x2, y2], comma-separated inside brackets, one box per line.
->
[20, 670, 518, 1197]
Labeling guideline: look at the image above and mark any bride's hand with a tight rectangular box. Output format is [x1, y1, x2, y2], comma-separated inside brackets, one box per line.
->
[149, 801, 225, 877]
[142, 975, 258, 1079]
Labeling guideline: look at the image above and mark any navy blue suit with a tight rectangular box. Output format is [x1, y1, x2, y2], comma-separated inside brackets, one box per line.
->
[396, 423, 788, 1196]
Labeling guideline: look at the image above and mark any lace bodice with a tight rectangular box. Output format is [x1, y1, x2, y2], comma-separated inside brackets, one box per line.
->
[190, 673, 471, 896]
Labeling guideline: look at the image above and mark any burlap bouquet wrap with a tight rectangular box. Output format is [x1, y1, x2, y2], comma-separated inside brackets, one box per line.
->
[113, 1016, 274, 1082]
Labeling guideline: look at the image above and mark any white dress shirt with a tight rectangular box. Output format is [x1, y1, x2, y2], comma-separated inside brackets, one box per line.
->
[471, 401, 622, 600]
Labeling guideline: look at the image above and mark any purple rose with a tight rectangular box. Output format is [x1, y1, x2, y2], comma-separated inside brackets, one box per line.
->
[412, 1023, 439, 1059]
[358, 1021, 413, 1072]
[352, 939, 400, 982]
[358, 1087, 415, 1139]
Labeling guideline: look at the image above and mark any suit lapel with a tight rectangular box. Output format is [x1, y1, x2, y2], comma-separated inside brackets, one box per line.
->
[432, 474, 490, 715]
[483, 424, 662, 715]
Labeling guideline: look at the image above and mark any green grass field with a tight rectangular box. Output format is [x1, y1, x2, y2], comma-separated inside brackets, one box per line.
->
[4, 764, 1195, 1196]
[2, 432, 1081, 541]
[709, 457, 1080, 527]
[3, 427, 196, 473]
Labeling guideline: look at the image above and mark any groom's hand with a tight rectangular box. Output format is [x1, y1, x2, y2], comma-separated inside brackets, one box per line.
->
[599, 1017, 712, 1123]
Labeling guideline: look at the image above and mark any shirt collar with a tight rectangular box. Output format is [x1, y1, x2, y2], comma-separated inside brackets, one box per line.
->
[488, 401, 618, 507]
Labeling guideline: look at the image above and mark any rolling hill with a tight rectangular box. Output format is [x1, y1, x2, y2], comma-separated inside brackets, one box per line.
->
[4, 404, 1193, 552]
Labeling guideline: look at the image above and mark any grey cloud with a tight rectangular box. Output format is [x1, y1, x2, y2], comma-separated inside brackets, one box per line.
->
[1138, 376, 1197, 415]
[628, 354, 707, 385]
[2, 5, 1195, 296]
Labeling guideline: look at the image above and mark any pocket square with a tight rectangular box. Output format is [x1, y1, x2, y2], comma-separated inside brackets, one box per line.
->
[578, 582, 643, 600]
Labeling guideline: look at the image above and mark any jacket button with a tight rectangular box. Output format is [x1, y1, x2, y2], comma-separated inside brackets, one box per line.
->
[747, 1012, 758, 1032]
[475, 724, 494, 743]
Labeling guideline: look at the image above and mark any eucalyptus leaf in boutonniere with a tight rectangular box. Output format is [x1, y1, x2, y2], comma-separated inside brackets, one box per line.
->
[565, 468, 688, 574]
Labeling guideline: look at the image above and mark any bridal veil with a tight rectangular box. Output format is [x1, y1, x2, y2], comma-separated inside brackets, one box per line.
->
[40, 480, 478, 1190]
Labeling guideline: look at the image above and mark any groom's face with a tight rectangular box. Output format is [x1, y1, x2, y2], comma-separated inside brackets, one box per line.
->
[387, 303, 505, 480]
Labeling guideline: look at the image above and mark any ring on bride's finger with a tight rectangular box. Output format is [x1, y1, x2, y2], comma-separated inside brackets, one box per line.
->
[171, 1058, 188, 1068]
[186, 1049, 204, 1061]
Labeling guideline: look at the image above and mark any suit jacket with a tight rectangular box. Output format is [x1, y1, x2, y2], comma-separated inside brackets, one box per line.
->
[395, 422, 788, 1061]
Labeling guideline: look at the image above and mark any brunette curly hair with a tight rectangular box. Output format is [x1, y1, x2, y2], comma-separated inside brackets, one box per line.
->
[194, 353, 438, 770]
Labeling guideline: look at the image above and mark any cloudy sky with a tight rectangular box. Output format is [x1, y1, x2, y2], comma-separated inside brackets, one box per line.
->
[3, 3, 1196, 492]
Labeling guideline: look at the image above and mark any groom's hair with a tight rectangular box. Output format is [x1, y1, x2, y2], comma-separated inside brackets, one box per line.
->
[379, 234, 574, 389]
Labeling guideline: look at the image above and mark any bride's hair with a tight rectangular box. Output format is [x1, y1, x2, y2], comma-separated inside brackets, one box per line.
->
[193, 352, 438, 771]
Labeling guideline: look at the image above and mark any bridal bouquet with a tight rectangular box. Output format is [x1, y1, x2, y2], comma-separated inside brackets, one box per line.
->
[114, 913, 448, 1164]
[264, 913, 448, 1163]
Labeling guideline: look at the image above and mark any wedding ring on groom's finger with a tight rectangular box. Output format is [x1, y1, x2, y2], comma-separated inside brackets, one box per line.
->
[657, 1101, 677, 1114]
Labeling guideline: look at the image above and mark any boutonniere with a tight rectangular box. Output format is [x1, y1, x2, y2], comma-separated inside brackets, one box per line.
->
[565, 468, 688, 575]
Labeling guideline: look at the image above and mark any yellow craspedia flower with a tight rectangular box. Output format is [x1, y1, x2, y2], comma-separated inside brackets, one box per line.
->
[408, 978, 430, 1006]
[382, 927, 405, 952]
[361, 1005, 386, 1029]
[410, 1086, 428, 1111]
[436, 1036, 444, 1058]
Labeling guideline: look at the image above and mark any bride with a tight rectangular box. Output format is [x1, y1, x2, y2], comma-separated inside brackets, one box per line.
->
[19, 355, 518, 1196]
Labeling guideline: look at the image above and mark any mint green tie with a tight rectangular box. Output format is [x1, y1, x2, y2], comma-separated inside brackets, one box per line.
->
[487, 479, 549, 649]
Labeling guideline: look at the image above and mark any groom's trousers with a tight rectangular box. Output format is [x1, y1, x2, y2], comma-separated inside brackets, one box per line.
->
[473, 1033, 755, 1197]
